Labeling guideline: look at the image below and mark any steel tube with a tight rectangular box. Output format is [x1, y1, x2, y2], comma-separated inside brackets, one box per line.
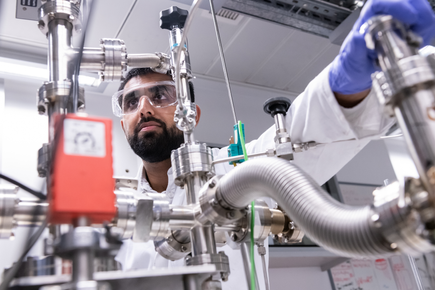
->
[184, 173, 207, 205]
[48, 19, 74, 82]
[274, 114, 286, 134]
[72, 249, 94, 282]
[127, 53, 161, 68]
[394, 91, 435, 200]
[14, 199, 48, 226]
[80, 48, 104, 71]
[216, 157, 408, 258]
[190, 225, 216, 256]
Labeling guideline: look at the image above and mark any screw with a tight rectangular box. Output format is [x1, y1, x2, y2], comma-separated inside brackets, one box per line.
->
[69, 15, 75, 20]
[180, 245, 187, 252]
[226, 211, 235, 219]
[209, 179, 216, 188]
[230, 233, 237, 241]
[390, 243, 398, 250]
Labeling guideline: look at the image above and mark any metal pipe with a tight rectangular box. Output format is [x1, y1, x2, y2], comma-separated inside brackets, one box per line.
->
[190, 225, 216, 256]
[80, 48, 104, 71]
[72, 249, 94, 282]
[209, 0, 238, 125]
[212, 151, 269, 165]
[14, 199, 48, 226]
[184, 173, 207, 204]
[47, 19, 74, 82]
[127, 53, 161, 68]
[394, 93, 435, 199]
[215, 157, 430, 258]
[274, 114, 286, 134]
[183, 274, 200, 290]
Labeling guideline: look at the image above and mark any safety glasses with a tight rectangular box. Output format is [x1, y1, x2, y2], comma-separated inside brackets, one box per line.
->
[112, 81, 177, 117]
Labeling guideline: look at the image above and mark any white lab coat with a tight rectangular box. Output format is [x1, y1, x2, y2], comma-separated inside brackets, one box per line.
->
[115, 66, 394, 289]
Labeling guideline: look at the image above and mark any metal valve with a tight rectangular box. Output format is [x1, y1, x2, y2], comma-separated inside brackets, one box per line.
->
[263, 97, 293, 160]
[160, 6, 188, 30]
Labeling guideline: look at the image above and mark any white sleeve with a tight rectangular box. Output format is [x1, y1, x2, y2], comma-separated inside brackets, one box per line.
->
[216, 65, 394, 186]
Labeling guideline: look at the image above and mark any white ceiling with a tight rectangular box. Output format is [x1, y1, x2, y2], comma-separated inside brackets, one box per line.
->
[0, 0, 341, 95]
[0, 0, 343, 144]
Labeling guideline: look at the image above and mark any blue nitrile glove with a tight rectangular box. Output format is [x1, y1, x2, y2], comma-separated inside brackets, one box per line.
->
[329, 0, 435, 95]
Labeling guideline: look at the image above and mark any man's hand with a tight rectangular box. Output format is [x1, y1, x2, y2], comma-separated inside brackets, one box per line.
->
[329, 0, 435, 106]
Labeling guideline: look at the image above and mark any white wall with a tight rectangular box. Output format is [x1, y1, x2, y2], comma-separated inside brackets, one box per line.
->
[269, 267, 332, 290]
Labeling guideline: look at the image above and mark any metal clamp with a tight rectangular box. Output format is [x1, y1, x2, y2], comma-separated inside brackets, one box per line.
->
[185, 251, 230, 282]
[198, 176, 246, 226]
[154, 230, 191, 261]
[99, 39, 127, 82]
[37, 81, 84, 115]
[0, 186, 18, 239]
[171, 143, 214, 187]
[38, 0, 81, 36]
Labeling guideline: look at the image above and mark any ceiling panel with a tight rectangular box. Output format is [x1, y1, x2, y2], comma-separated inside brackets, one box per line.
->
[287, 44, 340, 93]
[246, 29, 331, 90]
[205, 17, 296, 82]
[116, 0, 189, 55]
[83, 0, 137, 47]
[188, 10, 248, 75]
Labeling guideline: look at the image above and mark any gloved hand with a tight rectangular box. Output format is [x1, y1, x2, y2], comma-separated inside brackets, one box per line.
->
[329, 0, 435, 95]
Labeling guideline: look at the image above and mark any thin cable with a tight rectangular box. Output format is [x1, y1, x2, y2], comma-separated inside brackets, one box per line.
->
[259, 247, 270, 290]
[174, 0, 202, 109]
[115, 0, 138, 38]
[0, 174, 46, 200]
[209, 0, 238, 124]
[72, 0, 95, 113]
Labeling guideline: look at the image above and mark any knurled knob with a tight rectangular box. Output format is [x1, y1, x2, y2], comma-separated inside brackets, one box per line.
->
[160, 6, 188, 30]
[263, 97, 291, 117]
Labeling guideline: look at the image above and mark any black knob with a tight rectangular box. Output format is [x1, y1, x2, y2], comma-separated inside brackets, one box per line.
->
[263, 97, 291, 117]
[160, 6, 188, 30]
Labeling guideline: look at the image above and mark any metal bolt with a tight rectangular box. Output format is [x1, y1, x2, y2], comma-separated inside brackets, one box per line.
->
[230, 233, 237, 241]
[209, 179, 216, 188]
[69, 15, 75, 20]
[226, 211, 235, 219]
[390, 243, 398, 250]
[180, 245, 187, 252]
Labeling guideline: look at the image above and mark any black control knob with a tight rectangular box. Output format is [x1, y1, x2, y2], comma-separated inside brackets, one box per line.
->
[160, 6, 188, 30]
[263, 97, 291, 117]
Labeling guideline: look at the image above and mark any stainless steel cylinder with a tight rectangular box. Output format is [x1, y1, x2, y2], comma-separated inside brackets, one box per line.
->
[171, 143, 214, 187]
[127, 53, 161, 69]
[190, 225, 216, 256]
[0, 187, 18, 239]
[48, 18, 74, 83]
[72, 248, 94, 282]
[80, 48, 105, 71]
[14, 198, 48, 226]
[100, 38, 127, 82]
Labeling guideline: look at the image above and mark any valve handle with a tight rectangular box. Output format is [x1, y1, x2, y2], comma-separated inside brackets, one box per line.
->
[160, 6, 188, 30]
[263, 97, 291, 117]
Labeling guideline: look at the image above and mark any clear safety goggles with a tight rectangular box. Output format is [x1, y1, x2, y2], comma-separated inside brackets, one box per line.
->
[112, 81, 177, 117]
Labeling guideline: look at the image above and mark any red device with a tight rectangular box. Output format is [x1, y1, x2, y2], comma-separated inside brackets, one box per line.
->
[50, 114, 116, 224]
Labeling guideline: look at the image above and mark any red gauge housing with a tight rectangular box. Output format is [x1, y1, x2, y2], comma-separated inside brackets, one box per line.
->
[50, 114, 115, 224]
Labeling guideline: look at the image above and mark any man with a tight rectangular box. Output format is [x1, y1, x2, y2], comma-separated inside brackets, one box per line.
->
[113, 0, 435, 288]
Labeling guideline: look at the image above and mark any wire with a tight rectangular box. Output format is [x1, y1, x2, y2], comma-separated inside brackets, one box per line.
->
[0, 174, 46, 200]
[209, 0, 238, 124]
[72, 0, 95, 113]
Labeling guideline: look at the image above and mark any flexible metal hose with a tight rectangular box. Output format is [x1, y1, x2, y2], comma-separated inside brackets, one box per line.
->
[217, 157, 395, 258]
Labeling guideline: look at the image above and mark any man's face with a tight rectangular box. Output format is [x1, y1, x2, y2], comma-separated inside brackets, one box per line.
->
[120, 73, 184, 163]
